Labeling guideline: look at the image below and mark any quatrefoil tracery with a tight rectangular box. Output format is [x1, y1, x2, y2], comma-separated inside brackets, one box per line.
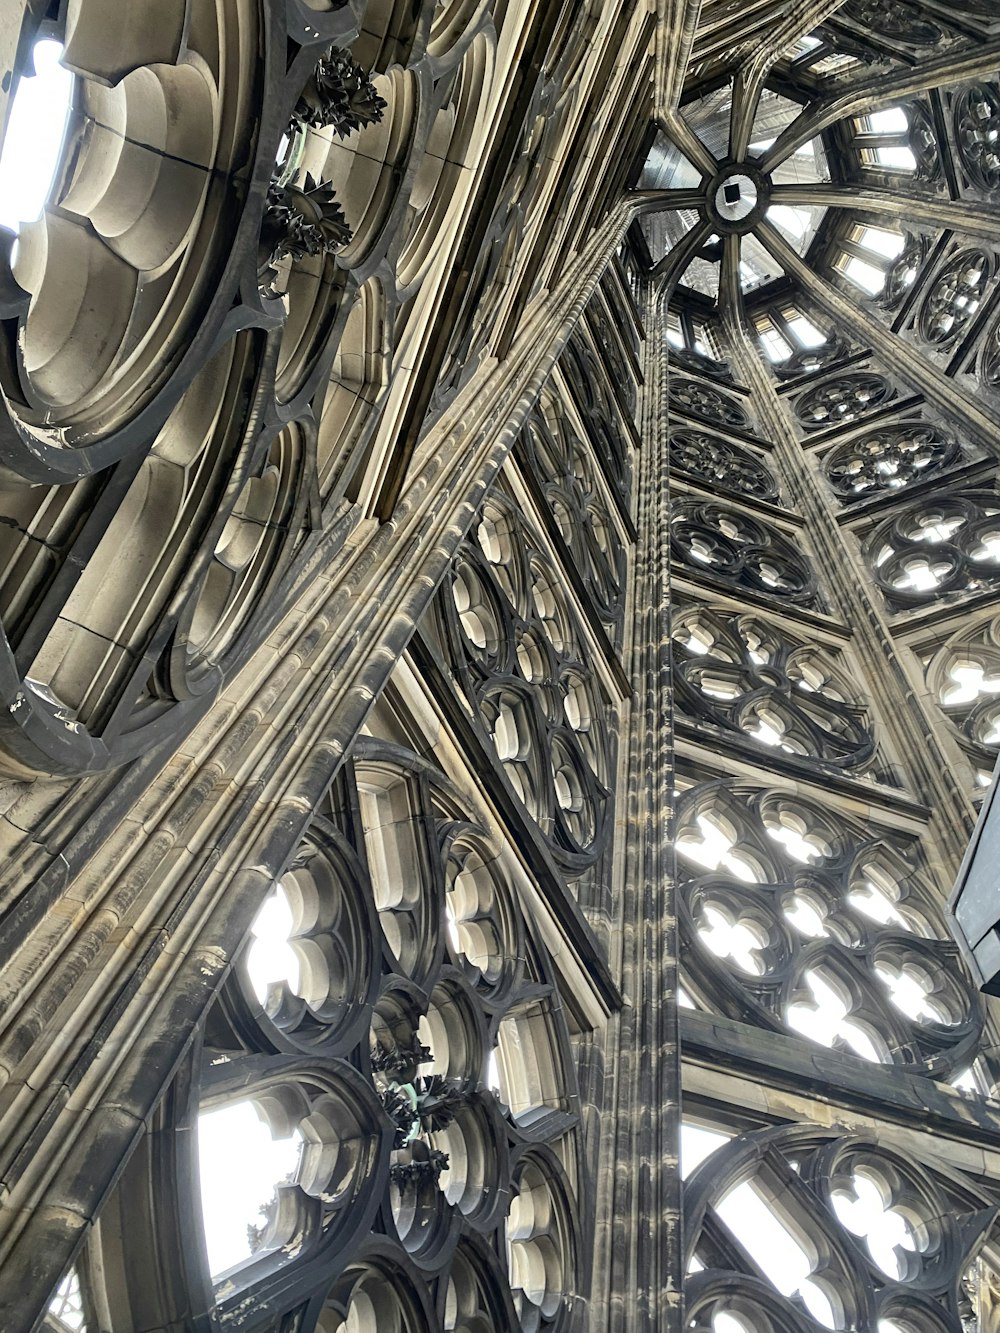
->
[685, 1125, 1000, 1333]
[676, 781, 983, 1074]
[868, 491, 1000, 608]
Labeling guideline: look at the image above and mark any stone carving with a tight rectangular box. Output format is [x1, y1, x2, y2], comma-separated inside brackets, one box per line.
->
[259, 175, 353, 284]
[292, 47, 387, 135]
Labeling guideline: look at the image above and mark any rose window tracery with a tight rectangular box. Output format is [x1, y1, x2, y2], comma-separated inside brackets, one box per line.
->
[676, 780, 984, 1073]
[440, 491, 614, 872]
[794, 374, 894, 431]
[917, 250, 992, 347]
[955, 84, 1000, 192]
[671, 500, 819, 606]
[670, 378, 751, 430]
[160, 746, 586, 1330]
[670, 431, 780, 503]
[825, 424, 960, 500]
[672, 605, 876, 771]
[685, 1125, 1000, 1333]
[867, 491, 1000, 608]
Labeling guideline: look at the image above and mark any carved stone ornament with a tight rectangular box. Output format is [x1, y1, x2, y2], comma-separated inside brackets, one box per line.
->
[259, 174, 353, 285]
[292, 47, 387, 136]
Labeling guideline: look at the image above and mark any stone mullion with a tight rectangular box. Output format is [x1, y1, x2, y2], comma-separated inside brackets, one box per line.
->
[728, 0, 846, 160]
[652, 218, 715, 283]
[0, 196, 642, 1333]
[761, 37, 1000, 171]
[631, 189, 710, 215]
[596, 279, 682, 1333]
[755, 218, 1000, 448]
[770, 181, 1000, 240]
[656, 111, 718, 182]
[715, 238, 977, 874]
[655, 0, 706, 122]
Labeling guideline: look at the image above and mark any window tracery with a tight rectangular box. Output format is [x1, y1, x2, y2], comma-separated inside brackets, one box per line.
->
[671, 501, 819, 607]
[670, 378, 752, 430]
[867, 491, 1000, 608]
[669, 431, 780, 503]
[684, 1124, 1000, 1333]
[851, 103, 940, 181]
[824, 424, 960, 501]
[0, 3, 505, 779]
[671, 605, 877, 772]
[521, 405, 627, 632]
[794, 373, 894, 431]
[676, 780, 985, 1073]
[917, 249, 993, 347]
[954, 84, 1000, 193]
[168, 747, 586, 1330]
[440, 491, 614, 871]
[927, 616, 1000, 773]
[879, 233, 928, 312]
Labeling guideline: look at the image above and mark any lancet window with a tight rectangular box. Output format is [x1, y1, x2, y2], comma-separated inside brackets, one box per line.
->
[676, 779, 986, 1074]
[849, 103, 940, 180]
[832, 222, 909, 299]
[671, 605, 877, 774]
